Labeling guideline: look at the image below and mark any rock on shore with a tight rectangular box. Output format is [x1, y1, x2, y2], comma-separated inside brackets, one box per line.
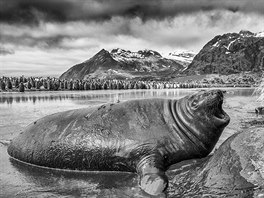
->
[169, 126, 264, 197]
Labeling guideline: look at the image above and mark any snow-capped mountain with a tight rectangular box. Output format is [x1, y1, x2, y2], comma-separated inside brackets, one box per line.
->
[185, 30, 264, 75]
[165, 50, 196, 65]
[60, 49, 186, 80]
[110, 48, 162, 61]
[110, 48, 194, 68]
[211, 30, 264, 52]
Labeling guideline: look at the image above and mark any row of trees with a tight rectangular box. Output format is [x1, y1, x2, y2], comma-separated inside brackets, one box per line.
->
[0, 75, 258, 92]
[0, 76, 212, 92]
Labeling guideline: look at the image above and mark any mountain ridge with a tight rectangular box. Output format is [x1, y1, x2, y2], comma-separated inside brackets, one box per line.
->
[60, 30, 264, 80]
[60, 48, 190, 80]
[185, 30, 264, 75]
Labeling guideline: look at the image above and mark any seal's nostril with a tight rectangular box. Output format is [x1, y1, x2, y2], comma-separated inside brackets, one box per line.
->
[213, 90, 223, 97]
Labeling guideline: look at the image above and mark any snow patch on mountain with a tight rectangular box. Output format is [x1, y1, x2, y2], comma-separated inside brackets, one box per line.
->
[165, 50, 196, 63]
[223, 39, 237, 50]
[110, 48, 195, 66]
[239, 30, 264, 38]
[110, 48, 162, 62]
[239, 30, 255, 37]
[213, 41, 220, 48]
[255, 31, 264, 37]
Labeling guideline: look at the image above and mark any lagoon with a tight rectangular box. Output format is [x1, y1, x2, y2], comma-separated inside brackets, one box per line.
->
[0, 88, 260, 197]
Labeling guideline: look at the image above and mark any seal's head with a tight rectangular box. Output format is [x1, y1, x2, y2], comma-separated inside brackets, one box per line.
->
[175, 89, 230, 156]
[187, 89, 230, 127]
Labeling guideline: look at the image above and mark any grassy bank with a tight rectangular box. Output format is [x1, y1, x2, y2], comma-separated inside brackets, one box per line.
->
[255, 74, 264, 103]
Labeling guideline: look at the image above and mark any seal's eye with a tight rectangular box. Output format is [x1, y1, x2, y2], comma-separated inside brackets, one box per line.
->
[191, 99, 199, 107]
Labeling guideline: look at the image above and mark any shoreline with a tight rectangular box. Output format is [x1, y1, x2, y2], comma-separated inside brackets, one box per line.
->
[0, 85, 258, 94]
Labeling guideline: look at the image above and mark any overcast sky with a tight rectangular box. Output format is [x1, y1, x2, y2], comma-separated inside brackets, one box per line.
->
[1, 0, 264, 77]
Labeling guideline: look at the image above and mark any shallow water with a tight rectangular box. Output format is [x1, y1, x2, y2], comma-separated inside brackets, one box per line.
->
[0, 88, 262, 197]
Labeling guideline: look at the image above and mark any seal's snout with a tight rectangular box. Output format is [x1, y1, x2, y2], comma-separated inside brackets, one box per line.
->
[208, 89, 224, 100]
[206, 90, 224, 106]
[215, 90, 224, 100]
[214, 90, 224, 106]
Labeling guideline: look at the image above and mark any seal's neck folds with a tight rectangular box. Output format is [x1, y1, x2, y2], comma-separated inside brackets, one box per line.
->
[168, 99, 208, 156]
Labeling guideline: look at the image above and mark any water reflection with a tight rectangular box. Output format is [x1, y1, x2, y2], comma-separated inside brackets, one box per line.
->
[0, 90, 192, 105]
[0, 88, 255, 105]
[0, 94, 65, 104]
[10, 158, 143, 198]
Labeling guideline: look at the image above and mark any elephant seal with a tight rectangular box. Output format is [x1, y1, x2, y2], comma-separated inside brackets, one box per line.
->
[8, 89, 230, 195]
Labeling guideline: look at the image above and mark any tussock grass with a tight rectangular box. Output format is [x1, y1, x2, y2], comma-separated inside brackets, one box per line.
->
[254, 73, 264, 103]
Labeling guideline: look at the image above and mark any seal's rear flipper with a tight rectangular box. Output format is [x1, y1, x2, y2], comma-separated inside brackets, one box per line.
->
[137, 154, 168, 196]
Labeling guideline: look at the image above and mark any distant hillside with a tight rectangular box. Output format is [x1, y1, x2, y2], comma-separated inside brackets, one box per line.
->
[185, 30, 264, 75]
[60, 48, 191, 80]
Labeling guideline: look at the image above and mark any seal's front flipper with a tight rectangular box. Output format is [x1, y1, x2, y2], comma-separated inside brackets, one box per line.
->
[137, 154, 168, 196]
[140, 173, 168, 196]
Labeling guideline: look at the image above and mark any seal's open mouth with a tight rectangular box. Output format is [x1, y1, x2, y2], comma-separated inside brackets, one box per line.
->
[208, 90, 229, 124]
[187, 89, 230, 126]
[214, 99, 225, 119]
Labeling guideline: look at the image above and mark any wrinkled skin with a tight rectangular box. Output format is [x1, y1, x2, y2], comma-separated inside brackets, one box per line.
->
[8, 89, 230, 196]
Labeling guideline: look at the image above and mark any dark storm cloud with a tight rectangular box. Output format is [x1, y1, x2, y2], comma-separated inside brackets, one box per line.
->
[1, 0, 264, 24]
[1, 0, 264, 77]
[0, 33, 69, 49]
